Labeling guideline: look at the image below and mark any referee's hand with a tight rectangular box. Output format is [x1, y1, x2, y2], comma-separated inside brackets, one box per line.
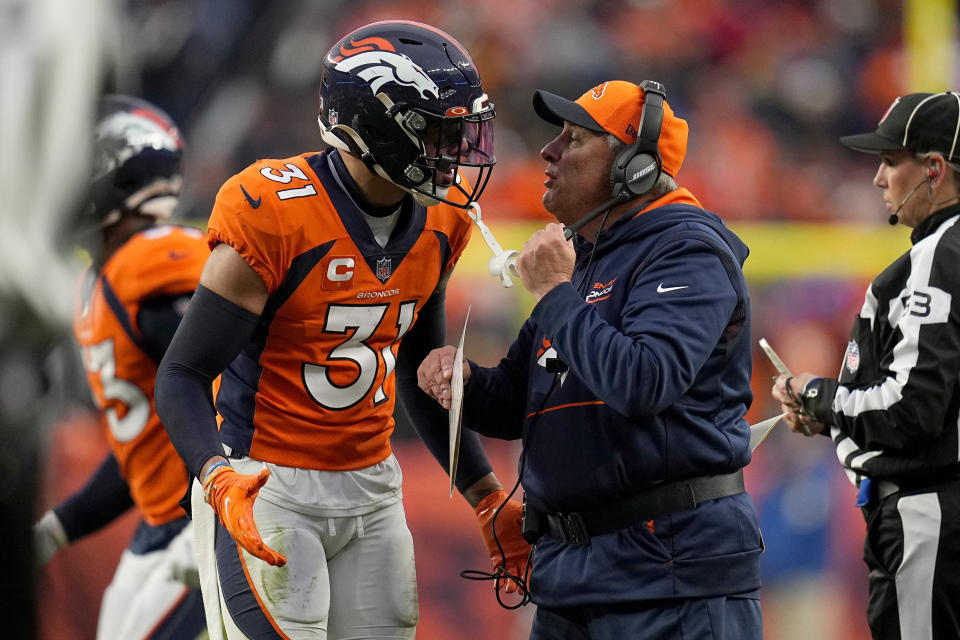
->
[771, 374, 825, 435]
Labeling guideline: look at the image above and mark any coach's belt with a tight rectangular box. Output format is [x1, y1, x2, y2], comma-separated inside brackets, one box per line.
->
[528, 470, 746, 547]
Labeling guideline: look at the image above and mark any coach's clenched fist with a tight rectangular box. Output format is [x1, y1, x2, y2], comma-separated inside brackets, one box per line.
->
[515, 222, 575, 300]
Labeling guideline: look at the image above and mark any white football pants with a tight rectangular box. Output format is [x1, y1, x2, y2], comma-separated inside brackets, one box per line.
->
[192, 465, 418, 639]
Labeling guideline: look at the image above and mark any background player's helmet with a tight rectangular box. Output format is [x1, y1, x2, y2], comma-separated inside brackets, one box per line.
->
[84, 95, 184, 230]
[318, 20, 495, 209]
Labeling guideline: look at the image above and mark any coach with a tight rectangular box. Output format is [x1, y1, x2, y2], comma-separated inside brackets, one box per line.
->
[419, 80, 763, 639]
[773, 92, 960, 640]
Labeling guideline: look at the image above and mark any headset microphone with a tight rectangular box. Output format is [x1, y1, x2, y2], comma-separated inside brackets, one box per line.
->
[888, 174, 933, 226]
[562, 192, 631, 240]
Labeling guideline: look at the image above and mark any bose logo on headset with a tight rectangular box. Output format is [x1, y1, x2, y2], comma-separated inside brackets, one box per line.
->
[611, 79, 665, 200]
[631, 163, 658, 182]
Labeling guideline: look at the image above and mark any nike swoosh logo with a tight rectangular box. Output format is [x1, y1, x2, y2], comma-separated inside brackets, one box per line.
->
[240, 184, 261, 209]
[168, 250, 189, 260]
[657, 283, 689, 293]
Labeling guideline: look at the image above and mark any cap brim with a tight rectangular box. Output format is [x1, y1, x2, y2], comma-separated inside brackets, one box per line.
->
[533, 90, 606, 133]
[839, 131, 906, 154]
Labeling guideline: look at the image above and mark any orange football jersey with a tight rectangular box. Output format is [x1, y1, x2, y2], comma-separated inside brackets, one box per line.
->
[73, 225, 208, 526]
[207, 150, 473, 470]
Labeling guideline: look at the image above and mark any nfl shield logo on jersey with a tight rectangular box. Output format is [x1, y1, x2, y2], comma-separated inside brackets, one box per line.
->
[376, 256, 392, 282]
[844, 340, 860, 374]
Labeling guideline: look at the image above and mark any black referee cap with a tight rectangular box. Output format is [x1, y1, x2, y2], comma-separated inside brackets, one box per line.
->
[840, 92, 960, 162]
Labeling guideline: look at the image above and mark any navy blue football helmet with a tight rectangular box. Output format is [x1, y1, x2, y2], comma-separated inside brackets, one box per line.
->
[85, 95, 184, 230]
[318, 20, 495, 208]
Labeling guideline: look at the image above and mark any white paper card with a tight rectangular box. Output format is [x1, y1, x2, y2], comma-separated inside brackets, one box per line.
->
[749, 413, 785, 451]
[449, 306, 470, 497]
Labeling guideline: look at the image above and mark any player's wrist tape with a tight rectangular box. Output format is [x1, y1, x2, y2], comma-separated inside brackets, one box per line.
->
[34, 509, 70, 569]
[203, 460, 231, 482]
[36, 510, 69, 548]
[202, 461, 233, 504]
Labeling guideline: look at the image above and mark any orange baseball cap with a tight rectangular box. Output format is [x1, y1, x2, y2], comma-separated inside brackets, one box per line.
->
[533, 80, 689, 177]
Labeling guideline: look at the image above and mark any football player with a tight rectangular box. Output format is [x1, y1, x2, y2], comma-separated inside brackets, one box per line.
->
[33, 95, 208, 639]
[155, 20, 530, 640]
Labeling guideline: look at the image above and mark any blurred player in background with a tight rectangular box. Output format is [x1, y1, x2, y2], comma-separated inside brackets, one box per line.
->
[420, 79, 763, 639]
[773, 92, 960, 640]
[1, 1, 121, 635]
[155, 20, 528, 639]
[33, 95, 208, 639]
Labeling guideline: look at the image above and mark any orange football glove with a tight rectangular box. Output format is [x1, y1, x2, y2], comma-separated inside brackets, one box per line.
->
[474, 490, 531, 594]
[204, 466, 287, 567]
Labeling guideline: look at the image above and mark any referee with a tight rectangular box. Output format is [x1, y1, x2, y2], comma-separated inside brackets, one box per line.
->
[773, 92, 960, 640]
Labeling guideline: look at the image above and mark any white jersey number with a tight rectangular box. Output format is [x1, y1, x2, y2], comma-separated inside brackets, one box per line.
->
[303, 302, 416, 409]
[84, 340, 150, 442]
[260, 162, 318, 200]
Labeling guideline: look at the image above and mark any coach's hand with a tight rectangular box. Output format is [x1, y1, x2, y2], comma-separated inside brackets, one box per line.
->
[475, 490, 531, 594]
[516, 223, 574, 300]
[418, 345, 471, 410]
[204, 465, 287, 567]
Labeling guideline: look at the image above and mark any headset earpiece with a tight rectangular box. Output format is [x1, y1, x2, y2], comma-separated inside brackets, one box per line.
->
[930, 167, 938, 178]
[610, 80, 665, 200]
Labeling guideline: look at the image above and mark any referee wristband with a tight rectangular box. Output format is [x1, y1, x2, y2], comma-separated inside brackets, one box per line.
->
[799, 377, 824, 417]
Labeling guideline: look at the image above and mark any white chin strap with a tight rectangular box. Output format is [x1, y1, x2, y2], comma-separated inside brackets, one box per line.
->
[125, 176, 182, 219]
[137, 195, 179, 219]
[101, 177, 181, 227]
[318, 116, 352, 152]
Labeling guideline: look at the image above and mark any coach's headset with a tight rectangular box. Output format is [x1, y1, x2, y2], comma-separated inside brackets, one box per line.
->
[611, 79, 665, 199]
[562, 79, 666, 239]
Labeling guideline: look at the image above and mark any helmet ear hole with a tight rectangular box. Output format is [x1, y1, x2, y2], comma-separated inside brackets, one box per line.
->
[354, 105, 422, 185]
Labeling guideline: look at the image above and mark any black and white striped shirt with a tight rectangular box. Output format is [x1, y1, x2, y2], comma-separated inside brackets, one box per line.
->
[805, 203, 960, 486]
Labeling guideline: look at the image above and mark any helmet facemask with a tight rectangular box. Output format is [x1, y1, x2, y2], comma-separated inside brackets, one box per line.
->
[383, 93, 495, 207]
[320, 93, 495, 208]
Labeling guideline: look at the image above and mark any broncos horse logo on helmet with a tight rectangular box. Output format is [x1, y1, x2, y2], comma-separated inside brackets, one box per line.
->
[332, 44, 441, 100]
[318, 20, 495, 209]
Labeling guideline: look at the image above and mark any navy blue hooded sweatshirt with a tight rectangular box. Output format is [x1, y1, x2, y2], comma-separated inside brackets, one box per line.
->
[463, 189, 762, 607]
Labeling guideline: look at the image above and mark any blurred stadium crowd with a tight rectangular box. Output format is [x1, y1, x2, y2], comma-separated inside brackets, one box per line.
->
[129, 0, 904, 225]
[30, 0, 940, 638]
[127, 0, 915, 387]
